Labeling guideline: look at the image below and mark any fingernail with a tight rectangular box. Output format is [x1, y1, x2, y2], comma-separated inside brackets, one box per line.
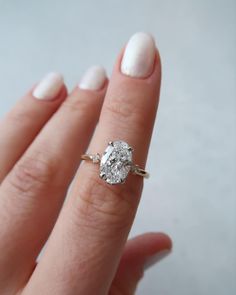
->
[144, 249, 171, 271]
[79, 66, 107, 90]
[121, 32, 156, 78]
[33, 72, 64, 100]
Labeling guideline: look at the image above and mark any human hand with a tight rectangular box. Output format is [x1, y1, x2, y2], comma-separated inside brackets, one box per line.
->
[0, 32, 172, 295]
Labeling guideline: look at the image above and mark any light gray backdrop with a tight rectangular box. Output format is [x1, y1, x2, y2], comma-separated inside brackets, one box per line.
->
[0, 0, 235, 294]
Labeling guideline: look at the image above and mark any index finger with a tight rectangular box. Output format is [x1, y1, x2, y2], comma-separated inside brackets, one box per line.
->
[26, 32, 161, 295]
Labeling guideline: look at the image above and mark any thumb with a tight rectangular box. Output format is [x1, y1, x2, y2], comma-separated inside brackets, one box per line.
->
[109, 232, 172, 295]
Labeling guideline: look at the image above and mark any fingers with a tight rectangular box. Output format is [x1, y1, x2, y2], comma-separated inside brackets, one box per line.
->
[0, 67, 107, 294]
[110, 233, 172, 295]
[0, 72, 66, 182]
[27, 33, 162, 295]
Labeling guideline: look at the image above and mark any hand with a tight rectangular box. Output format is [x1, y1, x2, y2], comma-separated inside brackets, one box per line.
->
[0, 32, 172, 295]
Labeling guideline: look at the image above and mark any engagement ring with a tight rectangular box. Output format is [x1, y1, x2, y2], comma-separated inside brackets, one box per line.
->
[81, 140, 149, 185]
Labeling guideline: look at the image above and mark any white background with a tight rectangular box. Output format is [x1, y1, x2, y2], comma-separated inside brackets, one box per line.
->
[0, 1, 235, 294]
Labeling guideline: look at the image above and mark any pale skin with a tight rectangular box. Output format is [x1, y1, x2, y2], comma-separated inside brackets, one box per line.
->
[0, 35, 172, 294]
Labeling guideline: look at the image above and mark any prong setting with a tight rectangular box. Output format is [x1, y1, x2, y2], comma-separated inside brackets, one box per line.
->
[81, 140, 149, 185]
[100, 173, 107, 180]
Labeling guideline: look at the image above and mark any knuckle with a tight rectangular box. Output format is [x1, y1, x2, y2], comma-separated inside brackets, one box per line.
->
[103, 96, 147, 133]
[104, 98, 132, 119]
[8, 154, 54, 197]
[61, 97, 91, 114]
[72, 170, 137, 235]
[7, 108, 37, 127]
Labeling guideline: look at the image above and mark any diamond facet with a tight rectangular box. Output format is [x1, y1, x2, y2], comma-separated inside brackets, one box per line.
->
[100, 140, 132, 184]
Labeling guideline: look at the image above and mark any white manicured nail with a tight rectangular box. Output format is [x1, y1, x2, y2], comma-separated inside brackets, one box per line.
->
[33, 72, 64, 100]
[79, 66, 107, 90]
[144, 249, 171, 270]
[121, 32, 156, 78]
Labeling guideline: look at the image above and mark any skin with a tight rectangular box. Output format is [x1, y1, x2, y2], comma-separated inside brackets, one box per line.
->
[0, 46, 172, 295]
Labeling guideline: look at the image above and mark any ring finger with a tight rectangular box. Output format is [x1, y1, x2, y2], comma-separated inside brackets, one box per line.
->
[27, 32, 162, 295]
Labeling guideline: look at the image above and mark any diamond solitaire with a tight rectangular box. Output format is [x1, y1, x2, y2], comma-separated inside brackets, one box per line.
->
[81, 140, 149, 185]
[100, 141, 132, 184]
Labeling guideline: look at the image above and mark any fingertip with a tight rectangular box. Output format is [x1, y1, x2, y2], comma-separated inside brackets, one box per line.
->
[33, 72, 64, 100]
[149, 232, 173, 250]
[112, 34, 161, 83]
[78, 65, 108, 91]
[135, 232, 172, 255]
[141, 232, 172, 271]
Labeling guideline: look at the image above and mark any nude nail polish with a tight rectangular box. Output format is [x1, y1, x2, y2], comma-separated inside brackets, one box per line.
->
[121, 32, 156, 78]
[79, 66, 107, 90]
[33, 72, 64, 100]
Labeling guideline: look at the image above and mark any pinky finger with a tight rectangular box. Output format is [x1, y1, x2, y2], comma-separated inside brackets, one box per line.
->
[110, 232, 172, 294]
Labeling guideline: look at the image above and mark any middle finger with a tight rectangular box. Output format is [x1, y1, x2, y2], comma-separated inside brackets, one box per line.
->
[28, 32, 161, 295]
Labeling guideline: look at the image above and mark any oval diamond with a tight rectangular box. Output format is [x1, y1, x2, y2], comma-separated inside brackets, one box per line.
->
[100, 140, 133, 184]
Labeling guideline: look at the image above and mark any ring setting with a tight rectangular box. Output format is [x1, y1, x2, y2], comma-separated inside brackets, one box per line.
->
[81, 140, 149, 185]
